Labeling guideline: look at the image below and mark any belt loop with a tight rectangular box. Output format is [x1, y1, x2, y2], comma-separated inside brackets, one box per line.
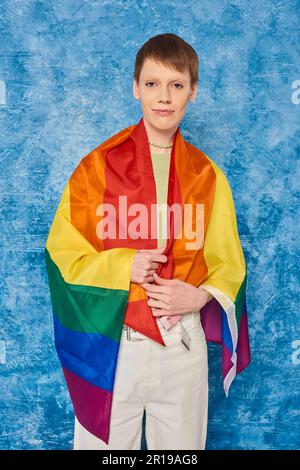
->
[123, 325, 144, 342]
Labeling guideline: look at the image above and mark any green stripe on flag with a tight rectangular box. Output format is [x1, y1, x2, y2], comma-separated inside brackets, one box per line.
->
[234, 271, 247, 328]
[45, 247, 128, 342]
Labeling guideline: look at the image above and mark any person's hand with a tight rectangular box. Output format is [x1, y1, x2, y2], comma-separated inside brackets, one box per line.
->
[142, 272, 213, 317]
[130, 242, 168, 284]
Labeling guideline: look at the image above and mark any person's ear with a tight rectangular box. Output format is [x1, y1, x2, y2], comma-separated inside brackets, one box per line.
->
[133, 80, 140, 101]
[189, 83, 198, 102]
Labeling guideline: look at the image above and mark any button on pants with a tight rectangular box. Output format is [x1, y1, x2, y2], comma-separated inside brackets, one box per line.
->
[73, 312, 209, 450]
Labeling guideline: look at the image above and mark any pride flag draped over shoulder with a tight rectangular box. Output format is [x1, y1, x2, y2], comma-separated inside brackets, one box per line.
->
[45, 116, 250, 444]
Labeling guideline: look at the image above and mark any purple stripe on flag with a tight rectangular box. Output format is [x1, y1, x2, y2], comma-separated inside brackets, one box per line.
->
[236, 309, 251, 373]
[200, 298, 251, 377]
[222, 343, 234, 379]
[200, 297, 222, 343]
[63, 367, 112, 444]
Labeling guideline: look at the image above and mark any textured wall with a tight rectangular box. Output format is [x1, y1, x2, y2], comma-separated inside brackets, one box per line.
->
[0, 0, 299, 450]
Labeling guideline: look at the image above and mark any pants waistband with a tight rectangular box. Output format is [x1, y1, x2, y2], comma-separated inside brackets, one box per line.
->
[122, 311, 201, 342]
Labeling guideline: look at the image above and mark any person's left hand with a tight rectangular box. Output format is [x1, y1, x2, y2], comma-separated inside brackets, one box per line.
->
[141, 272, 211, 317]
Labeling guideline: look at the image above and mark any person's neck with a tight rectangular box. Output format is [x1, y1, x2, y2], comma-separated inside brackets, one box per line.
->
[143, 116, 176, 155]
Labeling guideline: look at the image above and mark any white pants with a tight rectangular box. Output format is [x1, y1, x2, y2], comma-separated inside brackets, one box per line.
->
[73, 312, 209, 450]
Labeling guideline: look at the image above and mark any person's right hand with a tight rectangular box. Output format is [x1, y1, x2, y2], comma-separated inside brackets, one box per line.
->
[130, 242, 168, 285]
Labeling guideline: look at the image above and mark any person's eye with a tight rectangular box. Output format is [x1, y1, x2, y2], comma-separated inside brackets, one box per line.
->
[145, 82, 183, 88]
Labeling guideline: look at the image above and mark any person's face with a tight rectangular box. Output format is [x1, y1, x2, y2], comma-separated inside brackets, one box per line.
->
[133, 58, 197, 131]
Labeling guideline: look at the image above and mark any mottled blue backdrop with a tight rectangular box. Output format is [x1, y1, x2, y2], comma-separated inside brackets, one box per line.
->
[0, 0, 299, 450]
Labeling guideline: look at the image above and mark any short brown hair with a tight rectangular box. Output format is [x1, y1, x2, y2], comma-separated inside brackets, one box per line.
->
[134, 33, 199, 89]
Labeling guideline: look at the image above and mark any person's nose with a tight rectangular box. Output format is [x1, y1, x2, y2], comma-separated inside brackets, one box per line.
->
[157, 86, 172, 103]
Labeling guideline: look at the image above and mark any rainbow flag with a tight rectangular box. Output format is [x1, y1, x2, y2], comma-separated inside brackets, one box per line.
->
[45, 116, 250, 444]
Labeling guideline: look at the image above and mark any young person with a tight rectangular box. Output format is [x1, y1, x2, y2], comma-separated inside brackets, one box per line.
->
[45, 33, 250, 450]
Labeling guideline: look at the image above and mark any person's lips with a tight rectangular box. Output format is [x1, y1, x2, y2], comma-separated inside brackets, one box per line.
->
[152, 109, 174, 116]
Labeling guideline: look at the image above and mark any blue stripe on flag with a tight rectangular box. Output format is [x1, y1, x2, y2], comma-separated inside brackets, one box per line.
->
[53, 313, 119, 392]
[221, 308, 234, 352]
